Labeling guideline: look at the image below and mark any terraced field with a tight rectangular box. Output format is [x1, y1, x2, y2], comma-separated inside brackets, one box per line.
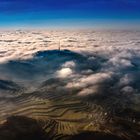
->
[0, 88, 139, 139]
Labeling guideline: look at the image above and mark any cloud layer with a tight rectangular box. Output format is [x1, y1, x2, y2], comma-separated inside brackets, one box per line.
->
[0, 30, 140, 96]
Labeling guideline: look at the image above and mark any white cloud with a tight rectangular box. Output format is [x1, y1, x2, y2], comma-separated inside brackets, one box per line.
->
[66, 72, 112, 89]
[78, 86, 98, 96]
[56, 68, 73, 78]
[62, 61, 76, 68]
[108, 57, 133, 68]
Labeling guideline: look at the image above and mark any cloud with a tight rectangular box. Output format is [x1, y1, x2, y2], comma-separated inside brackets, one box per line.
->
[108, 57, 133, 68]
[56, 68, 73, 78]
[55, 61, 76, 78]
[0, 30, 140, 97]
[118, 74, 133, 86]
[62, 61, 76, 68]
[78, 86, 98, 96]
[66, 72, 112, 88]
[65, 71, 113, 97]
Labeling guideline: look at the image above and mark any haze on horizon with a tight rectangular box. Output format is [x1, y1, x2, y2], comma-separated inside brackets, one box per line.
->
[0, 0, 140, 29]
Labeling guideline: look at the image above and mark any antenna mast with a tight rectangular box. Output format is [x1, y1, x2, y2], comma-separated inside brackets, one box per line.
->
[58, 40, 61, 51]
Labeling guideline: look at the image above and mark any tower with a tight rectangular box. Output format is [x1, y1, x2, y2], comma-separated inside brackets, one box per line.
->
[58, 40, 61, 51]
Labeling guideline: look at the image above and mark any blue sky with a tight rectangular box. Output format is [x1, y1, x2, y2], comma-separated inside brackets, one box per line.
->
[0, 0, 140, 29]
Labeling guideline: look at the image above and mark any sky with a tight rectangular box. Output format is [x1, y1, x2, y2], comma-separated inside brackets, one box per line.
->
[0, 0, 140, 29]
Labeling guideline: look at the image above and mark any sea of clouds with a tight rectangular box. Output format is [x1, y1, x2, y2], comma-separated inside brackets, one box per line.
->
[0, 30, 140, 118]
